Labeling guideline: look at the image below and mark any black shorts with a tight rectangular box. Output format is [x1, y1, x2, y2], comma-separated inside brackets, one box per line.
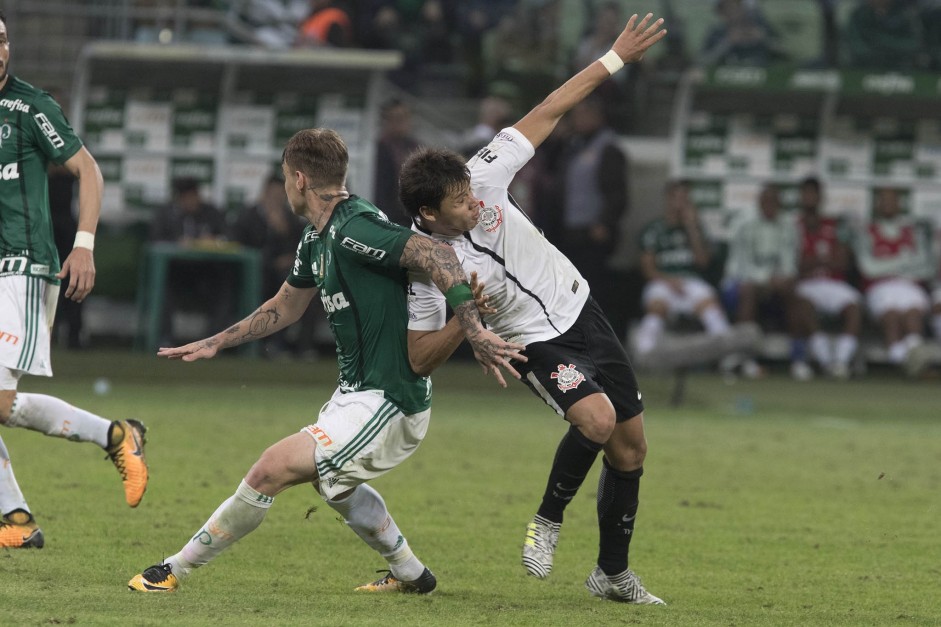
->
[516, 297, 644, 423]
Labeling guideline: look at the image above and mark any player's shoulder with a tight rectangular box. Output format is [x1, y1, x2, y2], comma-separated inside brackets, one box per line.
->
[1, 76, 57, 110]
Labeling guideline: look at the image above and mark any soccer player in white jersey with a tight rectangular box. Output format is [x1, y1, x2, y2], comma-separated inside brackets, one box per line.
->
[0, 12, 148, 549]
[398, 14, 667, 604]
[128, 129, 524, 594]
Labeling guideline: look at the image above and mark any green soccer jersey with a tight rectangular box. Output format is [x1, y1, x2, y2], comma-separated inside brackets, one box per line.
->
[639, 219, 700, 276]
[0, 76, 83, 283]
[287, 196, 431, 415]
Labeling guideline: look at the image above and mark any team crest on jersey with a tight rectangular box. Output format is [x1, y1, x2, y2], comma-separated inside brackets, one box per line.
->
[478, 203, 503, 232]
[550, 363, 585, 392]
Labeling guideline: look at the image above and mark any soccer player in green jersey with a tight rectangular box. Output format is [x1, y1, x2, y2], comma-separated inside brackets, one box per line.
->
[0, 12, 149, 550]
[129, 128, 524, 594]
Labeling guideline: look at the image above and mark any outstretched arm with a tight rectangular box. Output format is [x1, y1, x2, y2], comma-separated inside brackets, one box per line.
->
[401, 234, 525, 386]
[157, 282, 316, 361]
[513, 13, 666, 150]
[57, 147, 104, 302]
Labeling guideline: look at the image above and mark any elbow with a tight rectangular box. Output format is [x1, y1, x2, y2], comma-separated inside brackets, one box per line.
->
[409, 357, 434, 378]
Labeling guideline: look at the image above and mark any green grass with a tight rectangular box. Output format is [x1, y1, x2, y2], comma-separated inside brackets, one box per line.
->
[2, 351, 940, 625]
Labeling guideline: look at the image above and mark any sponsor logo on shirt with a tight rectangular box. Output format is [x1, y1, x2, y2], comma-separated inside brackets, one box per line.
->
[0, 256, 27, 275]
[34, 113, 65, 149]
[0, 124, 11, 148]
[303, 230, 319, 242]
[478, 203, 503, 233]
[30, 264, 50, 275]
[0, 162, 20, 180]
[550, 363, 585, 392]
[495, 131, 515, 142]
[340, 236, 387, 260]
[320, 291, 350, 313]
[0, 98, 30, 113]
[0, 329, 20, 345]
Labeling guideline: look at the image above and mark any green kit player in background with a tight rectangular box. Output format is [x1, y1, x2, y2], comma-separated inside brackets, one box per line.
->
[129, 128, 525, 594]
[0, 11, 149, 550]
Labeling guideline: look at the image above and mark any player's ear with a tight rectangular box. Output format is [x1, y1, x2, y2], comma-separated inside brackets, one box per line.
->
[418, 205, 437, 223]
[294, 171, 307, 193]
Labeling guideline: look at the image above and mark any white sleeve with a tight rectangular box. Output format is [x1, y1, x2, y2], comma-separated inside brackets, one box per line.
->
[466, 127, 536, 191]
[407, 269, 447, 331]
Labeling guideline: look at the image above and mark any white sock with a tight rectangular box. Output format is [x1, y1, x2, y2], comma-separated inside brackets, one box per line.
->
[634, 314, 665, 355]
[888, 340, 908, 364]
[0, 435, 29, 516]
[834, 334, 858, 367]
[932, 315, 941, 343]
[810, 332, 833, 367]
[700, 305, 730, 335]
[166, 480, 273, 579]
[327, 484, 424, 582]
[7, 393, 110, 448]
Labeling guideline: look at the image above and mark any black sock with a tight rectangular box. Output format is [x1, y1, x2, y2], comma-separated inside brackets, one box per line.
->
[535, 425, 603, 524]
[597, 458, 643, 576]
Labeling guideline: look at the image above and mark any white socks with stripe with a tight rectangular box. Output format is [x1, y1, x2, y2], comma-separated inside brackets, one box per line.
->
[700, 305, 731, 335]
[166, 480, 273, 579]
[327, 484, 425, 582]
[6, 393, 110, 448]
[0, 435, 29, 516]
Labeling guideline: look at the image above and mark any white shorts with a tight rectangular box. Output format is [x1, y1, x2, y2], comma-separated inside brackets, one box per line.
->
[303, 388, 430, 500]
[796, 277, 861, 316]
[642, 277, 717, 317]
[865, 278, 930, 319]
[0, 275, 58, 378]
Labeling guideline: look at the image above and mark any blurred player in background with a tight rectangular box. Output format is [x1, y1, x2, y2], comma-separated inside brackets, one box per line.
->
[399, 14, 668, 604]
[852, 187, 937, 376]
[0, 12, 148, 549]
[792, 177, 862, 380]
[129, 128, 523, 594]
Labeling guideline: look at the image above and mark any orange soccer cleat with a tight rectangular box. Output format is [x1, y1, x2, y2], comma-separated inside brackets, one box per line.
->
[0, 510, 44, 549]
[106, 420, 149, 507]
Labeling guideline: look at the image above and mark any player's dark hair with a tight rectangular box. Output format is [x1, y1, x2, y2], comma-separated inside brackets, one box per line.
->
[800, 176, 821, 192]
[398, 147, 470, 219]
[0, 11, 6, 26]
[282, 128, 348, 189]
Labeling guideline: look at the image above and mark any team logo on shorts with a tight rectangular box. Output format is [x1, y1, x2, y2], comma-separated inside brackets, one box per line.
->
[550, 363, 585, 392]
[478, 203, 503, 232]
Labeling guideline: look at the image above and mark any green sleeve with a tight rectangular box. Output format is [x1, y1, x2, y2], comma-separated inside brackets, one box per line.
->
[334, 213, 413, 269]
[29, 91, 83, 164]
[286, 228, 320, 289]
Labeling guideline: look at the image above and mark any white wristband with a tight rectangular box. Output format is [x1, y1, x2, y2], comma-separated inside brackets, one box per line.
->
[598, 50, 624, 75]
[73, 231, 95, 251]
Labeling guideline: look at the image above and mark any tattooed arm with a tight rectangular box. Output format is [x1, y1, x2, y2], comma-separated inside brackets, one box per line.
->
[156, 281, 317, 361]
[400, 234, 526, 386]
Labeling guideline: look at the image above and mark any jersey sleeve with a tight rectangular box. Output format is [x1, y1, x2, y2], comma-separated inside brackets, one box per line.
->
[466, 126, 536, 191]
[334, 213, 413, 269]
[286, 227, 320, 289]
[28, 92, 83, 164]
[407, 269, 447, 331]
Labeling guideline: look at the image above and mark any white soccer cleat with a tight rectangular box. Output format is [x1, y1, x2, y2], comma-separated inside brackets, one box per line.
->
[790, 360, 814, 382]
[521, 515, 560, 579]
[585, 566, 665, 605]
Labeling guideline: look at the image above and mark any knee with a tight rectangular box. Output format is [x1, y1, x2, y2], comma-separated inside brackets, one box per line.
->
[570, 408, 616, 444]
[244, 449, 283, 494]
[0, 391, 15, 423]
[606, 433, 647, 471]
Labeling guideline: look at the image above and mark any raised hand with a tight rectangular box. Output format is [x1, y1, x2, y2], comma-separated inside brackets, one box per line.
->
[611, 13, 667, 64]
[470, 271, 497, 315]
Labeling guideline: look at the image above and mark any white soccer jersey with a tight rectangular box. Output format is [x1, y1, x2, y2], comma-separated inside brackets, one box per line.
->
[408, 127, 589, 346]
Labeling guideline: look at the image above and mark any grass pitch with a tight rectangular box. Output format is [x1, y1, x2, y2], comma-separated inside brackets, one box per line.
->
[1, 350, 939, 626]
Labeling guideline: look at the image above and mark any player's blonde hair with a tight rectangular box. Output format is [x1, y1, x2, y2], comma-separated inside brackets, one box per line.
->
[282, 128, 348, 189]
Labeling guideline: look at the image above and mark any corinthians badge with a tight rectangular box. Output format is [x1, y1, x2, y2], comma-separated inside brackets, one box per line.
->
[550, 363, 585, 392]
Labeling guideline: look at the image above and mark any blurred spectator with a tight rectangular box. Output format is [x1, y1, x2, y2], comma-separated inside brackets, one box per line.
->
[634, 180, 734, 357]
[701, 0, 786, 66]
[844, 0, 919, 70]
[457, 0, 518, 95]
[460, 94, 513, 157]
[234, 0, 307, 48]
[231, 174, 317, 358]
[722, 184, 800, 379]
[230, 174, 304, 299]
[851, 187, 936, 375]
[551, 96, 627, 320]
[48, 164, 84, 349]
[150, 178, 227, 244]
[572, 2, 639, 132]
[149, 178, 231, 345]
[793, 177, 862, 379]
[481, 4, 557, 107]
[817, 0, 841, 67]
[375, 98, 421, 226]
[297, 0, 353, 47]
[920, 0, 941, 70]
